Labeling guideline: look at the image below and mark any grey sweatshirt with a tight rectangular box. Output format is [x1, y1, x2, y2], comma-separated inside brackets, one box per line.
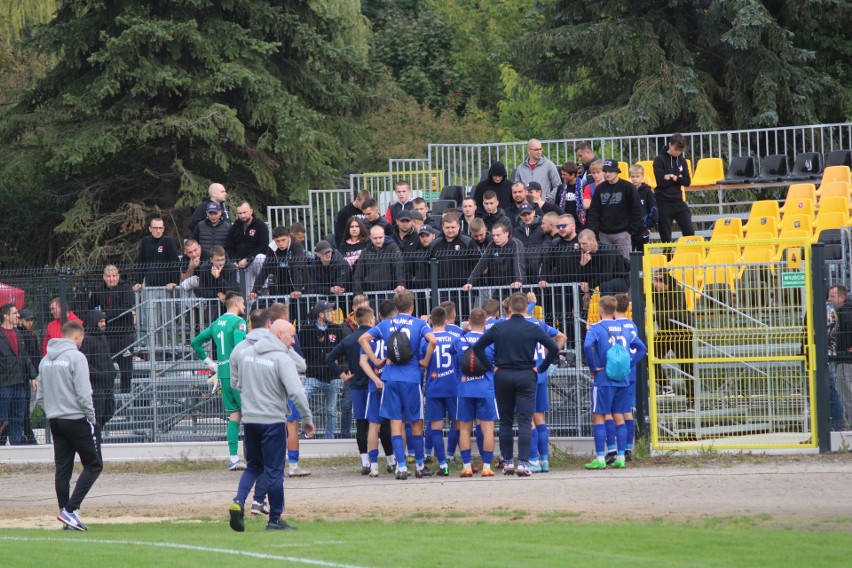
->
[232, 332, 312, 426]
[37, 338, 95, 422]
[231, 328, 307, 381]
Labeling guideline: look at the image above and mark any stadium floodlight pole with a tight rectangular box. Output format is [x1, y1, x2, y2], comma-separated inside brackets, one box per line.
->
[810, 243, 830, 453]
[629, 251, 648, 441]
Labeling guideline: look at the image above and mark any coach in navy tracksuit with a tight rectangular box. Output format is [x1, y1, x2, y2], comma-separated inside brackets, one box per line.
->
[473, 293, 559, 477]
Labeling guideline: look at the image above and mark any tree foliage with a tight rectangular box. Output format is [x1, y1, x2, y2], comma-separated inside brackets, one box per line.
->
[519, 0, 850, 136]
[0, 0, 375, 266]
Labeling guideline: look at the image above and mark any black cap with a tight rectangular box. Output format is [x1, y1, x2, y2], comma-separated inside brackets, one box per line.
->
[526, 181, 543, 192]
[408, 211, 424, 221]
[518, 202, 535, 214]
[419, 225, 438, 236]
[314, 300, 335, 314]
[397, 210, 413, 220]
[315, 240, 333, 253]
[602, 160, 621, 173]
[207, 201, 222, 212]
[19, 309, 34, 320]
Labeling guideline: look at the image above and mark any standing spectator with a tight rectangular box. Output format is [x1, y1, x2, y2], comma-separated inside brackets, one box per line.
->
[42, 297, 83, 356]
[411, 198, 436, 231]
[459, 197, 479, 236]
[554, 162, 582, 226]
[196, 245, 239, 311]
[338, 217, 370, 269]
[582, 160, 605, 212]
[179, 239, 208, 292]
[309, 240, 351, 297]
[506, 181, 536, 229]
[301, 300, 343, 440]
[585, 160, 644, 260]
[463, 223, 524, 297]
[37, 320, 102, 531]
[653, 133, 694, 243]
[385, 180, 415, 226]
[513, 139, 561, 202]
[391, 210, 419, 249]
[289, 223, 307, 247]
[90, 265, 136, 394]
[360, 198, 393, 238]
[0, 303, 38, 446]
[540, 211, 561, 240]
[575, 141, 600, 180]
[469, 218, 492, 252]
[192, 201, 232, 256]
[829, 285, 852, 424]
[250, 226, 305, 301]
[79, 310, 116, 428]
[480, 191, 512, 232]
[226, 201, 270, 296]
[353, 226, 406, 295]
[188, 182, 230, 233]
[132, 216, 181, 293]
[432, 214, 475, 291]
[512, 203, 545, 283]
[228, 319, 314, 532]
[826, 300, 846, 431]
[407, 226, 438, 291]
[472, 293, 559, 476]
[334, 190, 370, 247]
[473, 161, 512, 212]
[629, 164, 658, 253]
[528, 181, 563, 218]
[17, 309, 40, 443]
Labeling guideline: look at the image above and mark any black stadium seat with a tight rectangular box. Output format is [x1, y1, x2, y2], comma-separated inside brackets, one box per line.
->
[817, 228, 843, 261]
[440, 185, 466, 205]
[752, 154, 789, 182]
[718, 156, 757, 184]
[430, 199, 457, 216]
[825, 149, 852, 168]
[786, 152, 823, 181]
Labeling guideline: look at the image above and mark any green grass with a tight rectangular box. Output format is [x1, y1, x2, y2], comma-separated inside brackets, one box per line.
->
[3, 516, 851, 567]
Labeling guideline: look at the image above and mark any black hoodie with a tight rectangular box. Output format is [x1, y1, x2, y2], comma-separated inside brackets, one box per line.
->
[80, 310, 116, 425]
[652, 149, 692, 203]
[473, 161, 513, 212]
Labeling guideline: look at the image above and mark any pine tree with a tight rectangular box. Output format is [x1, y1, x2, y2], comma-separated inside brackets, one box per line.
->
[0, 0, 374, 265]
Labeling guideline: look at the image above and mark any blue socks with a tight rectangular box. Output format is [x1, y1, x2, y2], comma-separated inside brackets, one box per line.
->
[461, 449, 472, 466]
[432, 428, 447, 465]
[530, 426, 539, 461]
[424, 424, 433, 454]
[593, 423, 607, 457]
[447, 424, 459, 456]
[536, 424, 549, 462]
[287, 449, 299, 465]
[392, 435, 406, 468]
[368, 449, 379, 464]
[412, 432, 425, 467]
[475, 425, 484, 455]
[625, 419, 635, 451]
[616, 422, 627, 459]
[481, 450, 493, 465]
[605, 419, 616, 452]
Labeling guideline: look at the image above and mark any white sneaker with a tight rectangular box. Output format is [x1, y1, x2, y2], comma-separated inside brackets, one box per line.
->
[288, 465, 311, 477]
[229, 459, 247, 471]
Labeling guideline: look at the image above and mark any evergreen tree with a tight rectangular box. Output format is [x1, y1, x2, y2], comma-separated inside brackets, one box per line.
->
[0, 0, 374, 265]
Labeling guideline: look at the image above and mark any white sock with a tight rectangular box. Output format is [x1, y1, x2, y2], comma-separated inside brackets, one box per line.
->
[360, 453, 369, 467]
[229, 455, 239, 462]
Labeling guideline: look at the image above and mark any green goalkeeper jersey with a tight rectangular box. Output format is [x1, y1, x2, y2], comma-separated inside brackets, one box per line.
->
[191, 312, 247, 379]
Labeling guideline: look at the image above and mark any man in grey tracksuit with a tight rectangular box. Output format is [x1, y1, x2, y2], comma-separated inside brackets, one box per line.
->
[37, 320, 102, 531]
[229, 319, 314, 532]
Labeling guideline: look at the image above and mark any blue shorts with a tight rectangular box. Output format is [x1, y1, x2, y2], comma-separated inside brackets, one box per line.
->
[456, 396, 499, 422]
[627, 382, 636, 410]
[286, 400, 300, 423]
[366, 390, 383, 424]
[352, 387, 368, 422]
[535, 382, 549, 413]
[425, 396, 458, 423]
[591, 384, 631, 415]
[380, 381, 423, 422]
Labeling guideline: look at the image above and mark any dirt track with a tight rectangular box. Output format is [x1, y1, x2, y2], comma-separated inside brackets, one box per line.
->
[2, 454, 851, 529]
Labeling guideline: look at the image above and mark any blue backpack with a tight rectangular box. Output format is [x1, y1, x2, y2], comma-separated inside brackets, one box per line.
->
[603, 329, 630, 382]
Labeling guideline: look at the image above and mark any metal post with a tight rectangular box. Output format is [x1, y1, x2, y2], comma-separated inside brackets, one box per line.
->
[629, 251, 648, 440]
[239, 267, 248, 300]
[810, 244, 830, 453]
[58, 272, 68, 325]
[430, 258, 439, 308]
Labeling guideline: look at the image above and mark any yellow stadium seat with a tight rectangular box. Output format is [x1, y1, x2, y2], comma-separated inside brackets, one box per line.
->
[743, 230, 777, 257]
[743, 215, 778, 237]
[708, 233, 741, 257]
[649, 253, 668, 269]
[739, 245, 775, 281]
[618, 161, 630, 181]
[686, 159, 694, 178]
[817, 195, 852, 216]
[779, 215, 813, 237]
[820, 165, 852, 184]
[700, 249, 738, 293]
[781, 184, 817, 210]
[667, 252, 702, 311]
[668, 241, 706, 267]
[816, 180, 852, 198]
[812, 212, 850, 243]
[691, 157, 725, 187]
[780, 197, 815, 218]
[635, 160, 656, 188]
[676, 235, 705, 244]
[711, 217, 744, 240]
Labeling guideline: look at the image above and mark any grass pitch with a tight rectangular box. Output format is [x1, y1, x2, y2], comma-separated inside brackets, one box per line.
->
[2, 514, 851, 567]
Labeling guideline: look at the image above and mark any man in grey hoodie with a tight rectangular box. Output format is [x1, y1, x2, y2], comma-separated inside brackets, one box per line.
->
[229, 319, 314, 532]
[37, 320, 102, 531]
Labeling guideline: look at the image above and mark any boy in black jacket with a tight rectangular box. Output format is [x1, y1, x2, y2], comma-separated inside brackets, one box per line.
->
[628, 164, 658, 253]
[80, 311, 116, 428]
[301, 301, 344, 439]
[652, 133, 694, 243]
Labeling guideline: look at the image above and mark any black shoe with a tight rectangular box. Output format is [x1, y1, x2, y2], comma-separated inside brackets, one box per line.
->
[423, 456, 433, 465]
[604, 450, 617, 465]
[395, 469, 408, 480]
[229, 503, 245, 532]
[625, 449, 633, 462]
[437, 465, 450, 477]
[386, 463, 396, 474]
[266, 520, 297, 531]
[360, 466, 371, 475]
[415, 466, 433, 478]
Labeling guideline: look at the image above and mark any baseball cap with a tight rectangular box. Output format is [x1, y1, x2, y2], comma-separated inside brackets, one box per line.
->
[526, 181, 543, 192]
[19, 309, 35, 320]
[602, 160, 621, 173]
[419, 225, 438, 236]
[207, 201, 222, 213]
[314, 300, 335, 314]
[518, 202, 535, 214]
[397, 210, 413, 220]
[315, 240, 333, 253]
[408, 211, 424, 221]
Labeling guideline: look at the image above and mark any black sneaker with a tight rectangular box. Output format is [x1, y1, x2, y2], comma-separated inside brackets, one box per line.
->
[625, 449, 633, 462]
[229, 502, 245, 532]
[415, 466, 433, 478]
[604, 450, 617, 465]
[266, 520, 297, 531]
[360, 466, 371, 475]
[437, 465, 450, 477]
[250, 500, 269, 516]
[395, 469, 408, 480]
[386, 463, 396, 474]
[423, 456, 433, 465]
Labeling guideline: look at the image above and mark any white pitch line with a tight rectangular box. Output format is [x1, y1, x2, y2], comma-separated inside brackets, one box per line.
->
[0, 536, 369, 568]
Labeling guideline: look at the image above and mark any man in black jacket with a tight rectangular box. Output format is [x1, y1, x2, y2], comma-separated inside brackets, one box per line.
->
[309, 240, 351, 296]
[80, 310, 116, 428]
[512, 203, 544, 283]
[133, 216, 180, 292]
[0, 303, 38, 446]
[188, 183, 230, 233]
[90, 265, 136, 394]
[17, 309, 40, 443]
[192, 201, 232, 256]
[481, 191, 512, 232]
[473, 161, 513, 212]
[432, 214, 475, 291]
[301, 301, 344, 439]
[353, 226, 406, 295]
[585, 160, 644, 261]
[652, 133, 694, 243]
[829, 285, 852, 424]
[463, 223, 524, 298]
[227, 201, 270, 295]
[250, 227, 305, 301]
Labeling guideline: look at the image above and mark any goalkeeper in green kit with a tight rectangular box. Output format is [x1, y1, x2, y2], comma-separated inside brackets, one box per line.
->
[192, 291, 248, 470]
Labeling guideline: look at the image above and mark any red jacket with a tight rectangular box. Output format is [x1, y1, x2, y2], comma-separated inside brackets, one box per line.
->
[42, 311, 83, 356]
